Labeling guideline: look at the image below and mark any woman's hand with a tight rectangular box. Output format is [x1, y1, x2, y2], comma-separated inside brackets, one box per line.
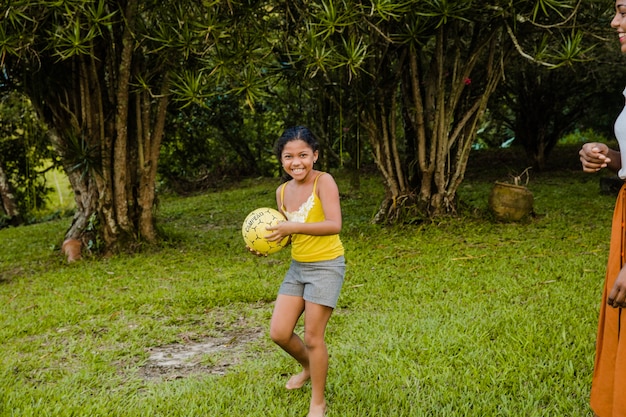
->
[608, 266, 626, 308]
[580, 143, 611, 173]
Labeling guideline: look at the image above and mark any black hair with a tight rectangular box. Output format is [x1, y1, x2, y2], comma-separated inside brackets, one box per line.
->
[274, 126, 320, 160]
[274, 126, 320, 183]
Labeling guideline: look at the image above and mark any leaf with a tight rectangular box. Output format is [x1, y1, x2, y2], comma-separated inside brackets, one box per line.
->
[532, 0, 573, 20]
[336, 35, 369, 80]
[170, 70, 208, 108]
[415, 0, 473, 28]
[312, 0, 358, 40]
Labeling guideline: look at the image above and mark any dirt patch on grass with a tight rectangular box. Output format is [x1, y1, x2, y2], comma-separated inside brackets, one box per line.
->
[138, 327, 264, 381]
[0, 267, 25, 283]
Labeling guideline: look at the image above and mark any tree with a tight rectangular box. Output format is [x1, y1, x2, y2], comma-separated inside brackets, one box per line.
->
[0, 0, 272, 253]
[489, 2, 618, 170]
[278, 0, 597, 222]
[159, 96, 281, 193]
[492, 62, 609, 171]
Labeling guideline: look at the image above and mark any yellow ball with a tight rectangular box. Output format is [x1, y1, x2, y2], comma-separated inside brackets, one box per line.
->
[242, 207, 289, 255]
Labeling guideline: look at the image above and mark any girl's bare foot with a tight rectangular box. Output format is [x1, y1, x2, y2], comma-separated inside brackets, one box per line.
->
[285, 370, 310, 390]
[307, 401, 326, 417]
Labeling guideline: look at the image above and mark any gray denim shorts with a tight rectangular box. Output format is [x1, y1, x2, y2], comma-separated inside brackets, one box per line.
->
[278, 256, 345, 308]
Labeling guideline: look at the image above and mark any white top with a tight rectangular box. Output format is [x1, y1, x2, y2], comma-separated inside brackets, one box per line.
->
[283, 193, 315, 223]
[616, 87, 626, 179]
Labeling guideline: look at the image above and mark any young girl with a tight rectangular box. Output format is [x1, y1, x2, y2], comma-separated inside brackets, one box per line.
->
[263, 126, 345, 417]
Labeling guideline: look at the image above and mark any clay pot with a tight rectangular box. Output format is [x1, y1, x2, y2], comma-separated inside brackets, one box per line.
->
[62, 238, 82, 262]
[489, 181, 534, 222]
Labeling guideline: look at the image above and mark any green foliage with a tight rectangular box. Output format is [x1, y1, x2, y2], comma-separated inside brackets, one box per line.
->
[271, 0, 598, 220]
[159, 96, 282, 193]
[532, 0, 573, 20]
[485, 0, 617, 168]
[559, 128, 613, 146]
[416, 0, 473, 26]
[0, 0, 616, 240]
[0, 0, 290, 248]
[0, 91, 54, 222]
[0, 152, 611, 415]
[60, 132, 101, 179]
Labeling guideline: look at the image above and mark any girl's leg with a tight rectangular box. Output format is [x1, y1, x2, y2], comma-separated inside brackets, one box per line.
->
[303, 301, 334, 417]
[270, 294, 310, 386]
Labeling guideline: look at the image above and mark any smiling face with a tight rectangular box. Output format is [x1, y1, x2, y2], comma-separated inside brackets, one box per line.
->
[612, 1, 626, 53]
[280, 139, 318, 181]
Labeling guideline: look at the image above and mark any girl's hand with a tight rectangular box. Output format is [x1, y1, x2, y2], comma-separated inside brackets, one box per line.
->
[608, 266, 626, 308]
[246, 245, 267, 257]
[265, 221, 293, 242]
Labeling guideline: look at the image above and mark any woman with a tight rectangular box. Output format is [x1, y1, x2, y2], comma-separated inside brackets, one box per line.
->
[579, 3, 626, 416]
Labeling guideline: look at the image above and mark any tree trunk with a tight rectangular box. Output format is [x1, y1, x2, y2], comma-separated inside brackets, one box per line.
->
[367, 23, 506, 223]
[361, 53, 419, 224]
[47, 128, 99, 248]
[137, 77, 170, 242]
[28, 0, 168, 254]
[511, 68, 578, 172]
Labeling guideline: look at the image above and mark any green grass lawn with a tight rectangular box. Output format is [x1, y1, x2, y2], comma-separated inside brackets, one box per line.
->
[0, 149, 615, 416]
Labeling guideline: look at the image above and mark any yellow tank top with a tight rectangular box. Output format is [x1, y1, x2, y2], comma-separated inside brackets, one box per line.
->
[280, 173, 344, 262]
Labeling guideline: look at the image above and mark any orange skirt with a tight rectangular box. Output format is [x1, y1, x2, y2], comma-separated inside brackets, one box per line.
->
[591, 183, 626, 417]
